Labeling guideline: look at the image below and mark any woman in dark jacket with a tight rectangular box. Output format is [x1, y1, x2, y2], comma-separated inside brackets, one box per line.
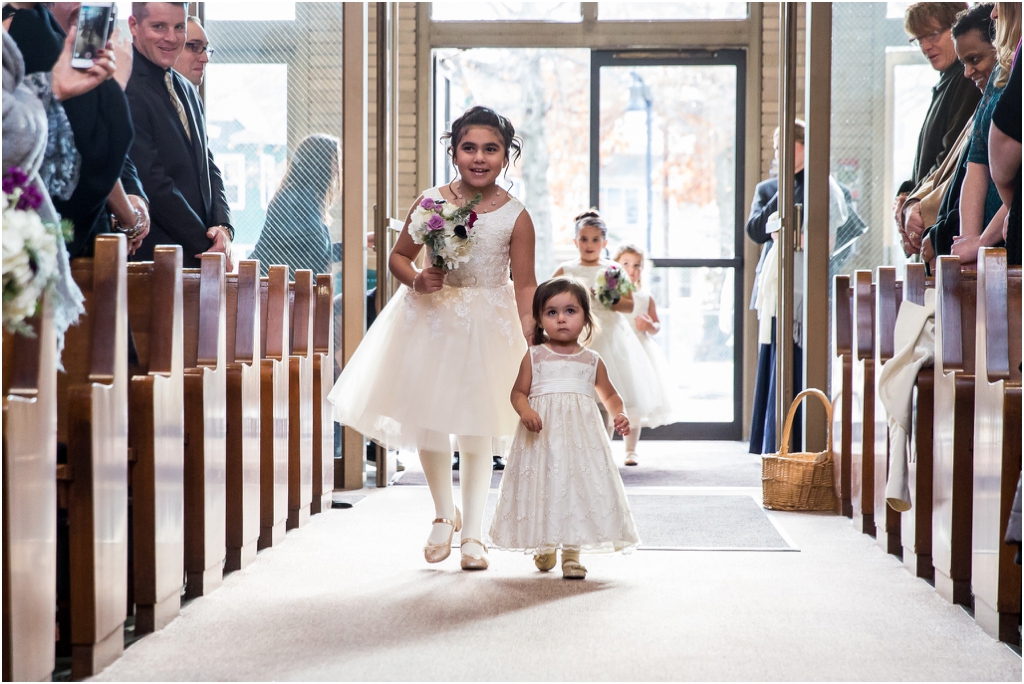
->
[249, 134, 341, 279]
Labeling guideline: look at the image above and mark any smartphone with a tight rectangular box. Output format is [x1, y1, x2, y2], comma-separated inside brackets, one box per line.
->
[70, 3, 115, 69]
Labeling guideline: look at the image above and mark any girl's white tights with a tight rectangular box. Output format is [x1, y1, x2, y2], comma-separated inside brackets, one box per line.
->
[420, 435, 493, 548]
[624, 422, 641, 453]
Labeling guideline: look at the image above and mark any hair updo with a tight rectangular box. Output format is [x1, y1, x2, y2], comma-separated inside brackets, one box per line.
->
[441, 106, 523, 166]
[573, 208, 608, 238]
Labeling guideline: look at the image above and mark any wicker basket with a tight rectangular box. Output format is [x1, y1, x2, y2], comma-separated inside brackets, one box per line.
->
[762, 388, 838, 511]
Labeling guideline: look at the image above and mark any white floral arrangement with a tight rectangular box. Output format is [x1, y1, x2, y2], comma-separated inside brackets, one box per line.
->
[408, 194, 481, 272]
[595, 262, 635, 308]
[2, 167, 63, 334]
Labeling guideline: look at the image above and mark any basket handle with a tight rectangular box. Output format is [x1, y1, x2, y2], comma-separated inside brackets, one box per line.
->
[779, 388, 833, 457]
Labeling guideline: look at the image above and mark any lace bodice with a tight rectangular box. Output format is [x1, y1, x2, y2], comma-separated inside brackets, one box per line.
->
[423, 186, 524, 289]
[529, 345, 599, 399]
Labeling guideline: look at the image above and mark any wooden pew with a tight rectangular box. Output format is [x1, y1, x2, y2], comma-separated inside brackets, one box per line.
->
[831, 275, 854, 518]
[850, 270, 875, 535]
[901, 264, 934, 580]
[873, 267, 902, 556]
[3, 301, 57, 682]
[181, 254, 227, 598]
[125, 246, 185, 634]
[258, 265, 289, 549]
[225, 261, 261, 571]
[933, 256, 976, 606]
[311, 273, 335, 514]
[287, 271, 315, 529]
[60, 234, 129, 678]
[971, 248, 1022, 643]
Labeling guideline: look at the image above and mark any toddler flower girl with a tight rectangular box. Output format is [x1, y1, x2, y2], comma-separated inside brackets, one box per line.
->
[489, 278, 640, 579]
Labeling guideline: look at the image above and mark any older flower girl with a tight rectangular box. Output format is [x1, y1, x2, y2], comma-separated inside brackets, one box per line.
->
[329, 106, 537, 571]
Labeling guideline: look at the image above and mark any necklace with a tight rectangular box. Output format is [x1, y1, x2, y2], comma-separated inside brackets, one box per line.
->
[449, 180, 503, 212]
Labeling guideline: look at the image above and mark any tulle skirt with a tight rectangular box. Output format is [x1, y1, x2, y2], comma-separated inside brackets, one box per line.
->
[328, 283, 527, 453]
[635, 333, 683, 428]
[488, 392, 640, 554]
[588, 309, 665, 426]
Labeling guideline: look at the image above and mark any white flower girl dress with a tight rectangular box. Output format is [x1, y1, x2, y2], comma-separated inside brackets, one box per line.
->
[489, 345, 640, 553]
[625, 289, 681, 427]
[328, 187, 528, 454]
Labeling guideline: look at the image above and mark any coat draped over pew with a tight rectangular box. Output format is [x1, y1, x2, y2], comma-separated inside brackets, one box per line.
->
[873, 268, 902, 555]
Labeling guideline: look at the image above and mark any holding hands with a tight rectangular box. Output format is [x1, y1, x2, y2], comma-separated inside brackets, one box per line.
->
[634, 313, 657, 334]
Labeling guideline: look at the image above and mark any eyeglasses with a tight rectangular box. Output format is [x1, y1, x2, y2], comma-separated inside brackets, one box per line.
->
[909, 28, 947, 47]
[184, 42, 214, 57]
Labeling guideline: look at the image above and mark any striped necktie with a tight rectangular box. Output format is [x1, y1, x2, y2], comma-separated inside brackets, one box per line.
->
[164, 71, 192, 141]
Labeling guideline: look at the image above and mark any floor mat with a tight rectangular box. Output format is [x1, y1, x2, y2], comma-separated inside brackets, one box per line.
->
[625, 495, 792, 550]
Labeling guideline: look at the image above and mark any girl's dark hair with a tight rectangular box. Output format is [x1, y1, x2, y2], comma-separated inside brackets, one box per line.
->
[573, 208, 608, 238]
[441, 106, 523, 166]
[951, 3, 994, 41]
[532, 277, 595, 346]
[275, 134, 342, 222]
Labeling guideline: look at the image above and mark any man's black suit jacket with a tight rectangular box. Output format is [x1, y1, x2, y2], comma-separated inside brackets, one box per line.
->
[126, 46, 231, 267]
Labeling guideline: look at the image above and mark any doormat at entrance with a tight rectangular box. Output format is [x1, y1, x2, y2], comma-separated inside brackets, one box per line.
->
[625, 495, 793, 551]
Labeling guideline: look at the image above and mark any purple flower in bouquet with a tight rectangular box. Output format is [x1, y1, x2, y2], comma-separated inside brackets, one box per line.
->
[4, 167, 29, 193]
[15, 184, 43, 211]
[426, 213, 445, 231]
[420, 197, 437, 211]
[467, 211, 478, 229]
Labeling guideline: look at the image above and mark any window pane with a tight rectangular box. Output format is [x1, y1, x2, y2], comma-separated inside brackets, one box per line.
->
[650, 266, 734, 422]
[205, 63, 289, 256]
[433, 48, 590, 277]
[431, 2, 581, 22]
[205, 2, 296, 22]
[892, 61, 939, 201]
[599, 65, 737, 259]
[598, 2, 747, 21]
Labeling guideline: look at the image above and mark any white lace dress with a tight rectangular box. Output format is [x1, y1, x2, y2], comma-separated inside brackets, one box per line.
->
[625, 289, 682, 428]
[328, 187, 529, 453]
[489, 345, 640, 554]
[558, 261, 663, 425]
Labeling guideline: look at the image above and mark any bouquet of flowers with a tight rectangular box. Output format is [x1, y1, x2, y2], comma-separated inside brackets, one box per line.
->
[408, 194, 480, 272]
[3, 167, 63, 334]
[594, 262, 634, 309]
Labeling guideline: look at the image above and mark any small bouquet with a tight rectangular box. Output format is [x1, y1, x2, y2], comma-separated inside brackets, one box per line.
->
[595, 262, 634, 308]
[3, 167, 63, 334]
[408, 194, 480, 272]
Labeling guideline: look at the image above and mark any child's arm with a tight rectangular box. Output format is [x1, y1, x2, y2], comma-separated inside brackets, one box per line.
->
[594, 359, 630, 436]
[551, 265, 565, 277]
[388, 196, 442, 293]
[636, 296, 661, 335]
[510, 352, 543, 433]
[610, 290, 634, 314]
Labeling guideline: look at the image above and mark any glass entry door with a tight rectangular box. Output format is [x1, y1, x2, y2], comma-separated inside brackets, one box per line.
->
[590, 50, 745, 439]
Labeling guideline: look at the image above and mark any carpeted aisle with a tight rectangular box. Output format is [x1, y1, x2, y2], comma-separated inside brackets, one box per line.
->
[90, 443, 1021, 682]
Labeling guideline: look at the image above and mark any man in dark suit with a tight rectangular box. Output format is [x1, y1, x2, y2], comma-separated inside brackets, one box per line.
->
[126, 2, 233, 268]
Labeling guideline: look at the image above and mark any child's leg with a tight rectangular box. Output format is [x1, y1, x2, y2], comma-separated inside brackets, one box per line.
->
[561, 547, 587, 579]
[624, 422, 641, 465]
[456, 435, 492, 557]
[419, 446, 457, 545]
